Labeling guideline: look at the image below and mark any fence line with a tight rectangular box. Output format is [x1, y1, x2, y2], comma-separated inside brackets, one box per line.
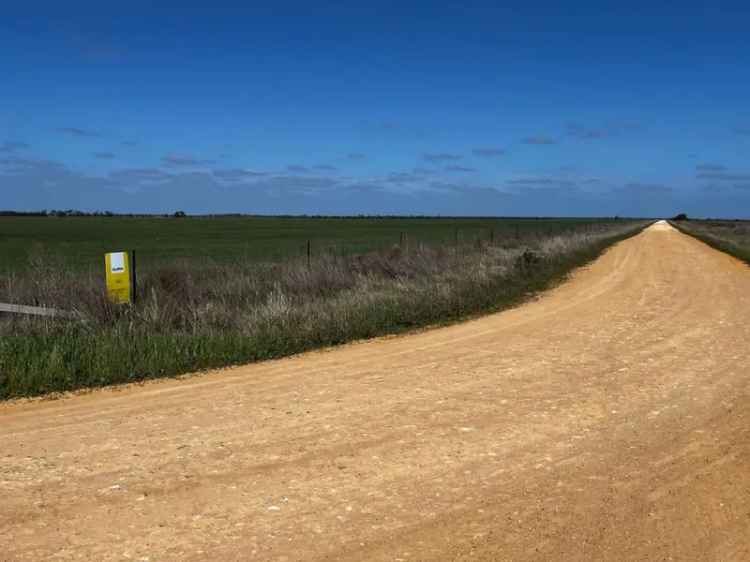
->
[0, 302, 77, 319]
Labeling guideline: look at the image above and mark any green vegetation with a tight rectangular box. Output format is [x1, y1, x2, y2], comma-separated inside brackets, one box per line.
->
[1, 215, 622, 272]
[670, 219, 750, 265]
[0, 217, 648, 399]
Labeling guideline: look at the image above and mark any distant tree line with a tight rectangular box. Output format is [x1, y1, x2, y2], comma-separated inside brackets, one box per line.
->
[0, 210, 645, 220]
[0, 210, 178, 218]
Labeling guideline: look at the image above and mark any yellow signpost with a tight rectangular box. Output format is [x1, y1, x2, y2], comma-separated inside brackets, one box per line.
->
[105, 251, 135, 304]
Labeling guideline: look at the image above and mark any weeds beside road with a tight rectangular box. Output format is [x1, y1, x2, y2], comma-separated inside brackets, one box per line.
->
[0, 220, 648, 399]
[669, 219, 750, 265]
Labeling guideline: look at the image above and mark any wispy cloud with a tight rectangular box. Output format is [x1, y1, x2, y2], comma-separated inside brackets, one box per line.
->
[522, 136, 557, 145]
[566, 123, 607, 140]
[694, 165, 750, 190]
[212, 169, 268, 181]
[0, 156, 66, 175]
[356, 120, 429, 139]
[695, 163, 727, 172]
[422, 153, 462, 163]
[313, 164, 338, 171]
[444, 165, 476, 173]
[57, 127, 100, 138]
[429, 181, 467, 192]
[0, 141, 30, 152]
[109, 168, 172, 183]
[4, 155, 748, 217]
[257, 175, 341, 194]
[696, 171, 750, 181]
[162, 153, 216, 167]
[385, 172, 424, 184]
[121, 140, 138, 147]
[286, 164, 310, 173]
[566, 121, 642, 141]
[347, 153, 366, 160]
[506, 177, 576, 188]
[567, 121, 643, 141]
[472, 148, 505, 157]
[93, 152, 116, 159]
[428, 181, 512, 200]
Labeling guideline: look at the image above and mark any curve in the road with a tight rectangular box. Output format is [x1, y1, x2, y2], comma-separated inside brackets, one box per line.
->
[2, 221, 750, 561]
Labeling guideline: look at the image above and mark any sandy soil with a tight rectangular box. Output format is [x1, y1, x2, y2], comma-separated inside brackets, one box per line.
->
[2, 221, 750, 561]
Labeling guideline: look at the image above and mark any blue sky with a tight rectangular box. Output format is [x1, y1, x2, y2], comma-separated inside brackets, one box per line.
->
[2, 1, 750, 217]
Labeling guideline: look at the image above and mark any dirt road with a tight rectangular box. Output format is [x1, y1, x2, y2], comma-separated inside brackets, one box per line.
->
[2, 221, 750, 561]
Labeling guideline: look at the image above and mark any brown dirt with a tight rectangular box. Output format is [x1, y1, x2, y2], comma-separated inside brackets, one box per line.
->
[2, 221, 750, 561]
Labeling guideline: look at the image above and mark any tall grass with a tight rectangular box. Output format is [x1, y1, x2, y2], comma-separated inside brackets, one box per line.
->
[0, 221, 648, 399]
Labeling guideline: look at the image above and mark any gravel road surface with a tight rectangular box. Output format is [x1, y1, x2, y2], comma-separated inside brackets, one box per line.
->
[2, 221, 749, 561]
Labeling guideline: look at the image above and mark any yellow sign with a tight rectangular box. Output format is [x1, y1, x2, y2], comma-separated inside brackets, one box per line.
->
[105, 251, 133, 304]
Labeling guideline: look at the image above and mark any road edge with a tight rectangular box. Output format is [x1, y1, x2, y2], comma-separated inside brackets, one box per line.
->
[668, 221, 750, 266]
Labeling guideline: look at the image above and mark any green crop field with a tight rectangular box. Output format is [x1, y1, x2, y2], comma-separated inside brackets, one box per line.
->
[0, 215, 648, 398]
[0, 215, 614, 272]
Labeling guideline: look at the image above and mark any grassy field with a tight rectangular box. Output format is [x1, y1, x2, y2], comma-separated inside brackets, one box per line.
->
[670, 219, 750, 265]
[1, 215, 618, 272]
[0, 217, 649, 399]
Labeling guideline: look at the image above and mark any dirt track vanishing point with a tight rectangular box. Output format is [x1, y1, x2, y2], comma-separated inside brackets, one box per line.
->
[2, 221, 749, 561]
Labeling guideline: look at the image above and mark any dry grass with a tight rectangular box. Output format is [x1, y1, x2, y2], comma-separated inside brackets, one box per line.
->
[0, 221, 647, 398]
[670, 220, 750, 265]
